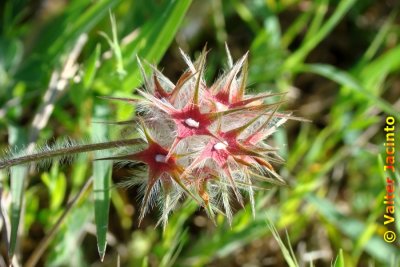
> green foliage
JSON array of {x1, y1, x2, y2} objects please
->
[
  {"x1": 92, "y1": 104, "x2": 113, "y2": 261},
  {"x1": 0, "y1": 0, "x2": 399, "y2": 266},
  {"x1": 8, "y1": 126, "x2": 27, "y2": 258}
]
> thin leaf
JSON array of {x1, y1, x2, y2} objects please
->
[
  {"x1": 92, "y1": 104, "x2": 112, "y2": 261},
  {"x1": 359, "y1": 45, "x2": 400, "y2": 92},
  {"x1": 99, "y1": 12, "x2": 126, "y2": 78},
  {"x1": 83, "y1": 44, "x2": 101, "y2": 89},
  {"x1": 303, "y1": 0, "x2": 329, "y2": 43},
  {"x1": 333, "y1": 249, "x2": 345, "y2": 267},
  {"x1": 307, "y1": 194, "x2": 399, "y2": 264},
  {"x1": 24, "y1": 177, "x2": 93, "y2": 267},
  {"x1": 267, "y1": 218, "x2": 299, "y2": 267},
  {"x1": 281, "y1": 11, "x2": 312, "y2": 48},
  {"x1": 119, "y1": 0, "x2": 192, "y2": 91},
  {"x1": 47, "y1": 0, "x2": 122, "y2": 62},
  {"x1": 297, "y1": 63, "x2": 399, "y2": 119},
  {"x1": 359, "y1": 12, "x2": 396, "y2": 64},
  {"x1": 8, "y1": 125, "x2": 27, "y2": 259},
  {"x1": 17, "y1": 0, "x2": 121, "y2": 82},
  {"x1": 284, "y1": 0, "x2": 356, "y2": 69}
]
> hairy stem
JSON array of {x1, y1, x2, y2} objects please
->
[{"x1": 0, "y1": 138, "x2": 142, "y2": 169}]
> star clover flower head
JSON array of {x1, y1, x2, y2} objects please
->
[{"x1": 104, "y1": 47, "x2": 294, "y2": 226}]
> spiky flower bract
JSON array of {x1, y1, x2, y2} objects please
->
[{"x1": 104, "y1": 47, "x2": 292, "y2": 226}]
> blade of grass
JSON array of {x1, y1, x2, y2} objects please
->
[
  {"x1": 210, "y1": 0, "x2": 227, "y2": 46},
  {"x1": 359, "y1": 12, "x2": 396, "y2": 64},
  {"x1": 83, "y1": 44, "x2": 101, "y2": 90},
  {"x1": 47, "y1": 0, "x2": 122, "y2": 63},
  {"x1": 159, "y1": 229, "x2": 188, "y2": 267},
  {"x1": 180, "y1": 190, "x2": 278, "y2": 266},
  {"x1": 267, "y1": 218, "x2": 299, "y2": 267},
  {"x1": 92, "y1": 103, "x2": 112, "y2": 261},
  {"x1": 306, "y1": 194, "x2": 399, "y2": 264},
  {"x1": 0, "y1": 181, "x2": 12, "y2": 267},
  {"x1": 332, "y1": 249, "x2": 344, "y2": 267},
  {"x1": 303, "y1": 0, "x2": 329, "y2": 43},
  {"x1": 28, "y1": 33, "x2": 87, "y2": 144},
  {"x1": 24, "y1": 176, "x2": 93, "y2": 267},
  {"x1": 358, "y1": 45, "x2": 400, "y2": 93},
  {"x1": 17, "y1": 0, "x2": 121, "y2": 83},
  {"x1": 99, "y1": 12, "x2": 126, "y2": 78},
  {"x1": 8, "y1": 125, "x2": 27, "y2": 260},
  {"x1": 162, "y1": 200, "x2": 197, "y2": 246},
  {"x1": 297, "y1": 63, "x2": 399, "y2": 119},
  {"x1": 284, "y1": 0, "x2": 356, "y2": 69},
  {"x1": 281, "y1": 11, "x2": 312, "y2": 48},
  {"x1": 231, "y1": 0, "x2": 261, "y2": 33},
  {"x1": 118, "y1": 0, "x2": 192, "y2": 91}
]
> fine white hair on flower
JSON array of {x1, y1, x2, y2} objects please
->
[{"x1": 94, "y1": 46, "x2": 297, "y2": 226}]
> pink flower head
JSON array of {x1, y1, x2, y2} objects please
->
[
  {"x1": 98, "y1": 120, "x2": 201, "y2": 225},
  {"x1": 104, "y1": 47, "x2": 294, "y2": 225}
]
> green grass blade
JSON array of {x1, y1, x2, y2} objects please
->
[
  {"x1": 99, "y1": 12, "x2": 126, "y2": 78},
  {"x1": 359, "y1": 13, "x2": 396, "y2": 64},
  {"x1": 281, "y1": 11, "x2": 312, "y2": 48},
  {"x1": 92, "y1": 103, "x2": 112, "y2": 261},
  {"x1": 47, "y1": 0, "x2": 121, "y2": 60},
  {"x1": 303, "y1": 0, "x2": 329, "y2": 43},
  {"x1": 17, "y1": 0, "x2": 121, "y2": 82},
  {"x1": 297, "y1": 63, "x2": 399, "y2": 119},
  {"x1": 306, "y1": 194, "x2": 399, "y2": 264},
  {"x1": 83, "y1": 44, "x2": 101, "y2": 89},
  {"x1": 180, "y1": 191, "x2": 277, "y2": 266},
  {"x1": 284, "y1": 0, "x2": 356, "y2": 69},
  {"x1": 8, "y1": 125, "x2": 27, "y2": 258},
  {"x1": 332, "y1": 249, "x2": 345, "y2": 267},
  {"x1": 119, "y1": 0, "x2": 192, "y2": 91},
  {"x1": 358, "y1": 45, "x2": 400, "y2": 92},
  {"x1": 267, "y1": 218, "x2": 299, "y2": 267},
  {"x1": 231, "y1": 0, "x2": 261, "y2": 33},
  {"x1": 159, "y1": 229, "x2": 188, "y2": 267}
]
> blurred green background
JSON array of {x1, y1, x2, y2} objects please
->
[{"x1": 0, "y1": 0, "x2": 399, "y2": 266}]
